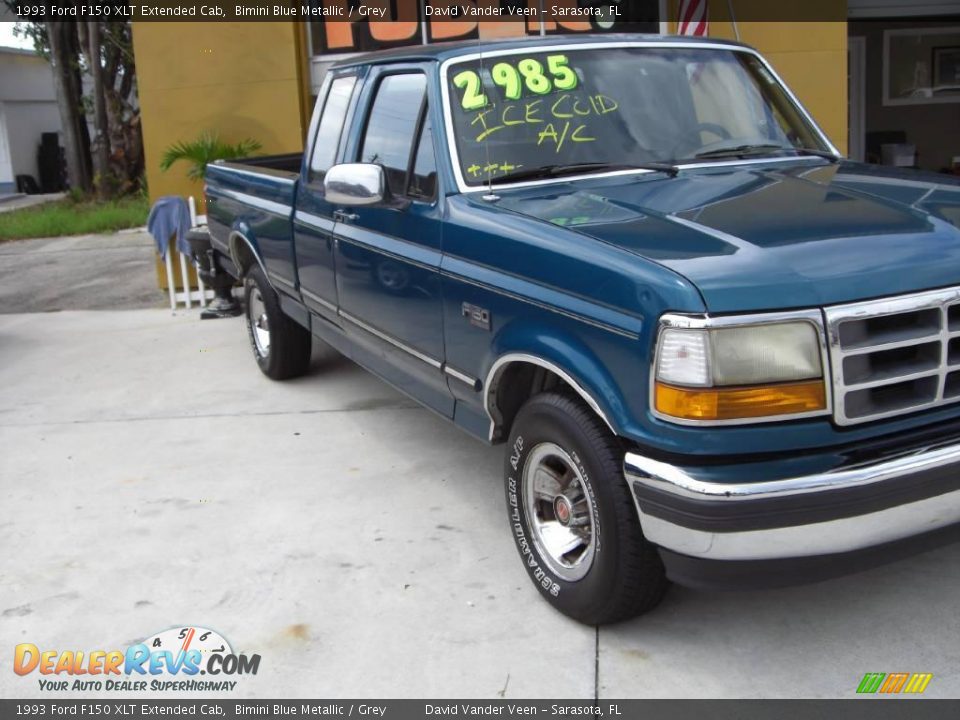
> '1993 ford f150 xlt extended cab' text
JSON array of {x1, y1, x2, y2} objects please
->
[{"x1": 204, "y1": 35, "x2": 960, "y2": 624}]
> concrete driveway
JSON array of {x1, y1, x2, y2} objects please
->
[{"x1": 1, "y1": 309, "x2": 958, "y2": 699}]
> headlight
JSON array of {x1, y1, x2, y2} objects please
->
[{"x1": 653, "y1": 317, "x2": 828, "y2": 423}]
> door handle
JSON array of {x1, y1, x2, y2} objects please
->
[{"x1": 333, "y1": 210, "x2": 359, "y2": 222}]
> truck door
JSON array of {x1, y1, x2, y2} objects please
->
[
  {"x1": 331, "y1": 67, "x2": 453, "y2": 417},
  {"x1": 293, "y1": 71, "x2": 359, "y2": 324}
]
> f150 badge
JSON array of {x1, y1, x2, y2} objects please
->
[{"x1": 462, "y1": 302, "x2": 491, "y2": 331}]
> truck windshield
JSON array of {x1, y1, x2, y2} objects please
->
[{"x1": 444, "y1": 46, "x2": 831, "y2": 187}]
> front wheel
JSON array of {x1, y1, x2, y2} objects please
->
[
  {"x1": 244, "y1": 266, "x2": 311, "y2": 380},
  {"x1": 504, "y1": 392, "x2": 669, "y2": 624}
]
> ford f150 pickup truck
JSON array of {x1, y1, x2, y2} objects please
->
[{"x1": 204, "y1": 35, "x2": 960, "y2": 624}]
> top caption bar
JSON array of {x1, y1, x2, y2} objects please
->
[{"x1": 9, "y1": 0, "x2": 851, "y2": 23}]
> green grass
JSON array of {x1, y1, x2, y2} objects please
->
[{"x1": 0, "y1": 196, "x2": 149, "y2": 241}]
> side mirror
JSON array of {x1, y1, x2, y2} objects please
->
[{"x1": 324, "y1": 163, "x2": 385, "y2": 206}]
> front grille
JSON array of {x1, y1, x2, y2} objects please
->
[{"x1": 825, "y1": 288, "x2": 960, "y2": 425}]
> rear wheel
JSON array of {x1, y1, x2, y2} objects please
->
[
  {"x1": 504, "y1": 392, "x2": 669, "y2": 624},
  {"x1": 243, "y1": 265, "x2": 311, "y2": 380}
]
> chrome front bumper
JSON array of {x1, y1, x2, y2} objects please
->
[{"x1": 625, "y1": 441, "x2": 960, "y2": 562}]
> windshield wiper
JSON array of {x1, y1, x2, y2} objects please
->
[
  {"x1": 694, "y1": 143, "x2": 842, "y2": 163},
  {"x1": 493, "y1": 161, "x2": 678, "y2": 184},
  {"x1": 694, "y1": 143, "x2": 786, "y2": 159}
]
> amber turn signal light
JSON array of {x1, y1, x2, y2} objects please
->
[{"x1": 654, "y1": 380, "x2": 827, "y2": 421}]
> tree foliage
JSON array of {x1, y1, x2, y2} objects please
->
[
  {"x1": 160, "y1": 132, "x2": 262, "y2": 181},
  {"x1": 6, "y1": 17, "x2": 143, "y2": 198}
]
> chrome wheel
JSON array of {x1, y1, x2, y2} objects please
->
[
  {"x1": 522, "y1": 442, "x2": 597, "y2": 582},
  {"x1": 248, "y1": 287, "x2": 271, "y2": 358}
]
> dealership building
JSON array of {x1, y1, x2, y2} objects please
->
[{"x1": 132, "y1": 1, "x2": 960, "y2": 222}]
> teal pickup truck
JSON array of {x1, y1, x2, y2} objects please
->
[{"x1": 204, "y1": 35, "x2": 960, "y2": 624}]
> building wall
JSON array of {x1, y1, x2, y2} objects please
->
[
  {"x1": 132, "y1": 22, "x2": 308, "y2": 288},
  {"x1": 0, "y1": 104, "x2": 13, "y2": 192},
  {"x1": 848, "y1": 0, "x2": 960, "y2": 17},
  {"x1": 0, "y1": 48, "x2": 58, "y2": 103},
  {"x1": 2, "y1": 101, "x2": 62, "y2": 186},
  {"x1": 0, "y1": 48, "x2": 61, "y2": 191},
  {"x1": 133, "y1": 22, "x2": 308, "y2": 209}
]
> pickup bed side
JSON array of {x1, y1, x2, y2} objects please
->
[{"x1": 206, "y1": 159, "x2": 300, "y2": 290}]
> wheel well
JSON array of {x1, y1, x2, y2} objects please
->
[
  {"x1": 487, "y1": 361, "x2": 581, "y2": 443},
  {"x1": 230, "y1": 234, "x2": 257, "y2": 277}
]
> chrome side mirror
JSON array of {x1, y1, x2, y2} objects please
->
[{"x1": 324, "y1": 163, "x2": 385, "y2": 206}]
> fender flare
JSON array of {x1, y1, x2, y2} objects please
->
[
  {"x1": 228, "y1": 229, "x2": 273, "y2": 289},
  {"x1": 483, "y1": 352, "x2": 618, "y2": 442},
  {"x1": 480, "y1": 306, "x2": 637, "y2": 444}
]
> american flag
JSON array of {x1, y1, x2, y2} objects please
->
[{"x1": 678, "y1": 0, "x2": 709, "y2": 36}]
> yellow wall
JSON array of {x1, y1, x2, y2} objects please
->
[
  {"x1": 134, "y1": 21, "x2": 307, "y2": 201},
  {"x1": 132, "y1": 22, "x2": 307, "y2": 288}
]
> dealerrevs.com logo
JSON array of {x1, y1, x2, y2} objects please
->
[{"x1": 13, "y1": 626, "x2": 260, "y2": 692}]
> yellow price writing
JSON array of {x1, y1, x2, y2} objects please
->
[
  {"x1": 453, "y1": 54, "x2": 579, "y2": 110},
  {"x1": 453, "y1": 69, "x2": 487, "y2": 110}
]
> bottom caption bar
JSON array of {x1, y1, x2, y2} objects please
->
[{"x1": 3, "y1": 700, "x2": 960, "y2": 720}]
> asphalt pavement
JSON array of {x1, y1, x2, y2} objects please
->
[
  {"x1": 1, "y1": 308, "x2": 959, "y2": 699},
  {"x1": 0, "y1": 230, "x2": 161, "y2": 313}
]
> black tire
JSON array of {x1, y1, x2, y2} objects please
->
[
  {"x1": 504, "y1": 392, "x2": 669, "y2": 624},
  {"x1": 243, "y1": 265, "x2": 311, "y2": 380}
]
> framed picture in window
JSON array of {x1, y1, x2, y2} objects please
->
[
  {"x1": 883, "y1": 27, "x2": 960, "y2": 105},
  {"x1": 932, "y1": 46, "x2": 960, "y2": 94}
]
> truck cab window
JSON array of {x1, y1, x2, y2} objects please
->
[
  {"x1": 310, "y1": 75, "x2": 357, "y2": 179},
  {"x1": 407, "y1": 111, "x2": 437, "y2": 201},
  {"x1": 359, "y1": 73, "x2": 426, "y2": 197}
]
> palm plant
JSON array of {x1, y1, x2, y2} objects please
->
[{"x1": 159, "y1": 131, "x2": 262, "y2": 181}]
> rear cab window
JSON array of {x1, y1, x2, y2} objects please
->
[{"x1": 309, "y1": 74, "x2": 358, "y2": 182}]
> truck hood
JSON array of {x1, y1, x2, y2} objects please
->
[{"x1": 494, "y1": 161, "x2": 960, "y2": 312}]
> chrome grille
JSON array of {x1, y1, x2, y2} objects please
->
[{"x1": 825, "y1": 288, "x2": 960, "y2": 425}]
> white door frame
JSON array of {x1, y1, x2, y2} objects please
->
[{"x1": 848, "y1": 36, "x2": 866, "y2": 162}]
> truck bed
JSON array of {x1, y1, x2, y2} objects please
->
[
  {"x1": 222, "y1": 153, "x2": 303, "y2": 175},
  {"x1": 209, "y1": 153, "x2": 302, "y2": 182},
  {"x1": 205, "y1": 155, "x2": 300, "y2": 286}
]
